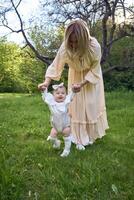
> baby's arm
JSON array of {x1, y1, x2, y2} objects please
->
[
  {"x1": 41, "y1": 89, "x2": 54, "y2": 105},
  {"x1": 65, "y1": 90, "x2": 76, "y2": 105},
  {"x1": 41, "y1": 88, "x2": 48, "y2": 102},
  {"x1": 68, "y1": 90, "x2": 76, "y2": 100}
]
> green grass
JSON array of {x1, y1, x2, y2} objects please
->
[{"x1": 0, "y1": 92, "x2": 134, "y2": 200}]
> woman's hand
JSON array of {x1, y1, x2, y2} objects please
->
[
  {"x1": 72, "y1": 84, "x2": 82, "y2": 93},
  {"x1": 38, "y1": 77, "x2": 51, "y2": 91},
  {"x1": 72, "y1": 80, "x2": 88, "y2": 93},
  {"x1": 38, "y1": 83, "x2": 47, "y2": 91}
]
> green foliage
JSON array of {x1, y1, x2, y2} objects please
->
[
  {"x1": 104, "y1": 68, "x2": 134, "y2": 91},
  {"x1": 0, "y1": 26, "x2": 65, "y2": 93},
  {"x1": 29, "y1": 24, "x2": 64, "y2": 57},
  {"x1": 18, "y1": 47, "x2": 46, "y2": 93},
  {"x1": 92, "y1": 22, "x2": 134, "y2": 91},
  {"x1": 103, "y1": 37, "x2": 134, "y2": 91},
  {"x1": 107, "y1": 37, "x2": 134, "y2": 66},
  {"x1": 0, "y1": 92, "x2": 134, "y2": 199},
  {"x1": 0, "y1": 41, "x2": 22, "y2": 92},
  {"x1": 0, "y1": 25, "x2": 133, "y2": 93},
  {"x1": 0, "y1": 40, "x2": 46, "y2": 93}
]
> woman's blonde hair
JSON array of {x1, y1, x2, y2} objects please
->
[{"x1": 64, "y1": 19, "x2": 92, "y2": 60}]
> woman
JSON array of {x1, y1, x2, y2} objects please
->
[{"x1": 38, "y1": 19, "x2": 109, "y2": 150}]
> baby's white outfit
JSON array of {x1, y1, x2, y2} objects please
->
[
  {"x1": 42, "y1": 89, "x2": 75, "y2": 157},
  {"x1": 42, "y1": 89, "x2": 75, "y2": 132}
]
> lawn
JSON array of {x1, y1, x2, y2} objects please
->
[{"x1": 0, "y1": 91, "x2": 134, "y2": 200}]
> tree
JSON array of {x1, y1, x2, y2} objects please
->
[
  {"x1": 0, "y1": 0, "x2": 134, "y2": 73},
  {"x1": 40, "y1": 0, "x2": 134, "y2": 67},
  {"x1": 0, "y1": 0, "x2": 51, "y2": 65},
  {"x1": 29, "y1": 24, "x2": 64, "y2": 57},
  {"x1": 0, "y1": 38, "x2": 46, "y2": 93},
  {"x1": 0, "y1": 39, "x2": 22, "y2": 92}
]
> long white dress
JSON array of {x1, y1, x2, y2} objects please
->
[{"x1": 45, "y1": 37, "x2": 109, "y2": 145}]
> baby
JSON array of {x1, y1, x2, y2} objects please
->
[{"x1": 41, "y1": 83, "x2": 75, "y2": 157}]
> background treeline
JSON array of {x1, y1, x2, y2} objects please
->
[
  {"x1": 0, "y1": 0, "x2": 134, "y2": 93},
  {"x1": 0, "y1": 38, "x2": 44, "y2": 93},
  {"x1": 0, "y1": 26, "x2": 134, "y2": 93},
  {"x1": 103, "y1": 36, "x2": 134, "y2": 91}
]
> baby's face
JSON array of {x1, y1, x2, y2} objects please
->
[{"x1": 53, "y1": 87, "x2": 66, "y2": 103}]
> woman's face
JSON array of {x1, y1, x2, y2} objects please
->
[{"x1": 69, "y1": 33, "x2": 78, "y2": 50}]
